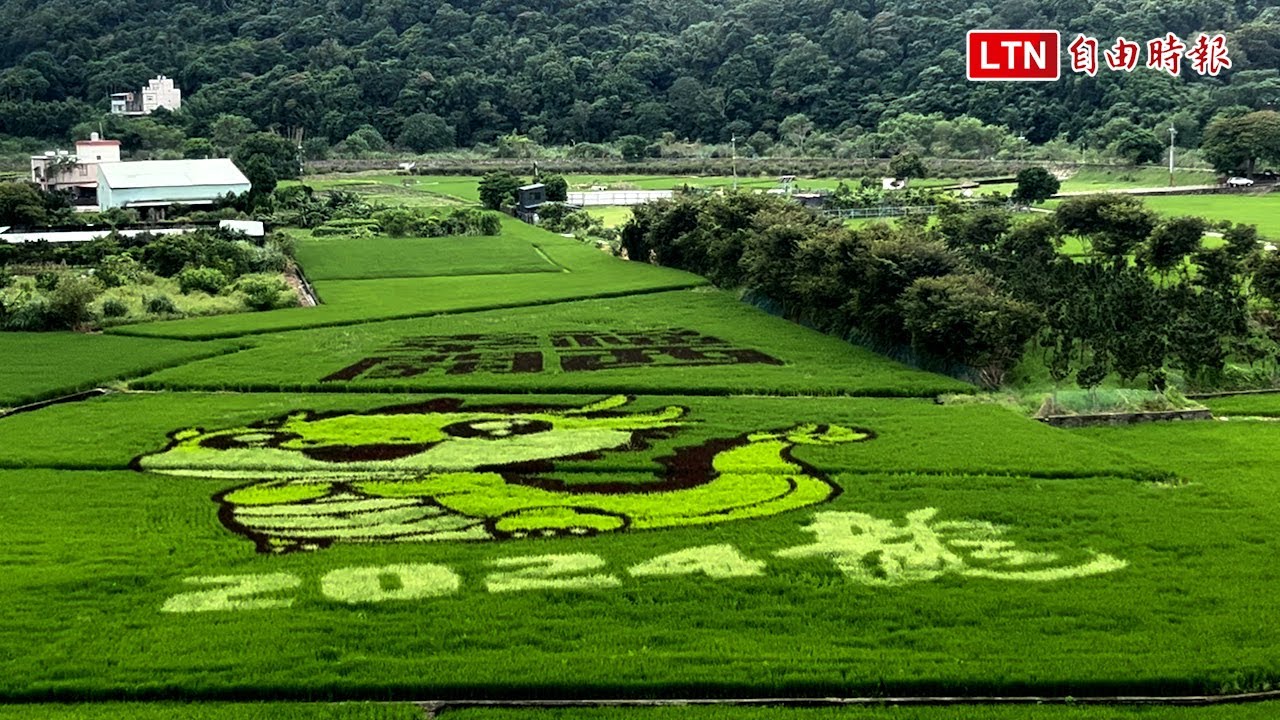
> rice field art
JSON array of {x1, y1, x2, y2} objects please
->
[
  {"x1": 135, "y1": 395, "x2": 864, "y2": 552},
  {"x1": 5, "y1": 217, "x2": 1280, "y2": 716},
  {"x1": 132, "y1": 393, "x2": 1126, "y2": 617}
]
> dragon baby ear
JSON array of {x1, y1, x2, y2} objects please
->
[
  {"x1": 172, "y1": 428, "x2": 204, "y2": 441},
  {"x1": 566, "y1": 395, "x2": 633, "y2": 415}
]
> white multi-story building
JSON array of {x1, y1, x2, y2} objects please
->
[
  {"x1": 30, "y1": 133, "x2": 123, "y2": 208},
  {"x1": 110, "y1": 75, "x2": 182, "y2": 116}
]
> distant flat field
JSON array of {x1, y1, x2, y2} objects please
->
[
  {"x1": 1138, "y1": 193, "x2": 1280, "y2": 237},
  {"x1": 1043, "y1": 193, "x2": 1280, "y2": 238}
]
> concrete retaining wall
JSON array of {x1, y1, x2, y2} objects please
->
[{"x1": 1038, "y1": 409, "x2": 1212, "y2": 428}]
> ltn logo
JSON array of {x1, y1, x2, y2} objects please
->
[{"x1": 967, "y1": 30, "x2": 1062, "y2": 81}]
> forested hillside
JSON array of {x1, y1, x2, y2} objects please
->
[{"x1": 0, "y1": 0, "x2": 1277, "y2": 153}]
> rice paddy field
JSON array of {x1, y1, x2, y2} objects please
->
[{"x1": 3, "y1": 173, "x2": 1279, "y2": 719}]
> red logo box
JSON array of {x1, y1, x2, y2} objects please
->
[{"x1": 967, "y1": 30, "x2": 1061, "y2": 81}]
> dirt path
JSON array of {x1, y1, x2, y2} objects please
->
[{"x1": 284, "y1": 264, "x2": 318, "y2": 307}]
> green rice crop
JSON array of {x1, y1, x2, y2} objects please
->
[
  {"x1": 131, "y1": 289, "x2": 970, "y2": 398},
  {"x1": 0, "y1": 392, "x2": 1153, "y2": 479},
  {"x1": 293, "y1": 234, "x2": 562, "y2": 281},
  {"x1": 4, "y1": 172, "x2": 1279, "y2": 708},
  {"x1": 0, "y1": 456, "x2": 1270, "y2": 698},
  {"x1": 107, "y1": 227, "x2": 706, "y2": 339},
  {"x1": 1044, "y1": 194, "x2": 1279, "y2": 240},
  {"x1": 0, "y1": 333, "x2": 237, "y2": 407},
  {"x1": 0, "y1": 704, "x2": 420, "y2": 719},
  {"x1": 444, "y1": 704, "x2": 1280, "y2": 720}
]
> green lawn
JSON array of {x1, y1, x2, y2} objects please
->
[{"x1": 0, "y1": 333, "x2": 237, "y2": 407}]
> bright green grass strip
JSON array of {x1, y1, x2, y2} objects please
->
[
  {"x1": 294, "y1": 234, "x2": 560, "y2": 281},
  {"x1": 106, "y1": 228, "x2": 705, "y2": 340},
  {"x1": 444, "y1": 705, "x2": 1280, "y2": 719},
  {"x1": 132, "y1": 288, "x2": 970, "y2": 398},
  {"x1": 0, "y1": 333, "x2": 237, "y2": 407},
  {"x1": 1199, "y1": 393, "x2": 1280, "y2": 416},
  {"x1": 0, "y1": 703, "x2": 420, "y2": 719}
]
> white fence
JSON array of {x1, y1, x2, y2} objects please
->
[
  {"x1": 567, "y1": 190, "x2": 674, "y2": 206},
  {"x1": 0, "y1": 219, "x2": 265, "y2": 244}
]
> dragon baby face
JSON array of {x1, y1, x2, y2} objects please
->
[{"x1": 136, "y1": 395, "x2": 869, "y2": 553}]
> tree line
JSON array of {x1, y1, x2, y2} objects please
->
[
  {"x1": 621, "y1": 192, "x2": 1280, "y2": 392},
  {"x1": 0, "y1": 0, "x2": 1277, "y2": 170}
]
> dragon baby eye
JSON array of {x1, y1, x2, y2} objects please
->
[{"x1": 441, "y1": 418, "x2": 552, "y2": 439}]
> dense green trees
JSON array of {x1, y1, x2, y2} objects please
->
[
  {"x1": 0, "y1": 182, "x2": 52, "y2": 226},
  {"x1": 233, "y1": 133, "x2": 299, "y2": 181},
  {"x1": 0, "y1": 1, "x2": 1274, "y2": 156},
  {"x1": 542, "y1": 175, "x2": 568, "y2": 202},
  {"x1": 396, "y1": 113, "x2": 454, "y2": 153},
  {"x1": 623, "y1": 191, "x2": 1279, "y2": 391},
  {"x1": 1201, "y1": 110, "x2": 1280, "y2": 175},
  {"x1": 478, "y1": 171, "x2": 520, "y2": 210},
  {"x1": 1012, "y1": 167, "x2": 1060, "y2": 204}
]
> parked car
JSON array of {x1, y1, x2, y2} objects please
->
[{"x1": 1226, "y1": 176, "x2": 1255, "y2": 187}]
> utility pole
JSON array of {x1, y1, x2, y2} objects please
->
[
  {"x1": 731, "y1": 135, "x2": 739, "y2": 191},
  {"x1": 1168, "y1": 125, "x2": 1177, "y2": 187}
]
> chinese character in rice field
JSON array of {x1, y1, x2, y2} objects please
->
[
  {"x1": 775, "y1": 508, "x2": 1126, "y2": 585},
  {"x1": 135, "y1": 395, "x2": 870, "y2": 553},
  {"x1": 320, "y1": 329, "x2": 783, "y2": 382}
]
